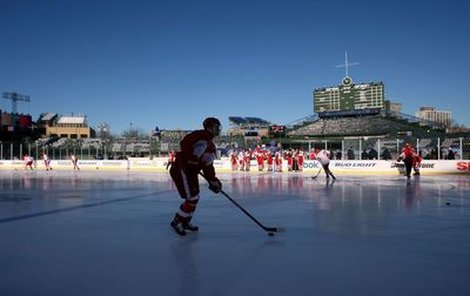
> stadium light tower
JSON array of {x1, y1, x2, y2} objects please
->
[
  {"x1": 2, "y1": 91, "x2": 31, "y2": 113},
  {"x1": 335, "y1": 51, "x2": 359, "y2": 78}
]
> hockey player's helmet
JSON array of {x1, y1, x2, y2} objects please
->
[{"x1": 203, "y1": 117, "x2": 221, "y2": 137}]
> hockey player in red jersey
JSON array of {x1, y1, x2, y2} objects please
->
[
  {"x1": 230, "y1": 150, "x2": 239, "y2": 171},
  {"x1": 43, "y1": 153, "x2": 52, "y2": 171},
  {"x1": 23, "y1": 154, "x2": 34, "y2": 170},
  {"x1": 274, "y1": 150, "x2": 282, "y2": 172},
  {"x1": 169, "y1": 117, "x2": 222, "y2": 236},
  {"x1": 398, "y1": 143, "x2": 414, "y2": 178},
  {"x1": 266, "y1": 151, "x2": 273, "y2": 171},
  {"x1": 255, "y1": 146, "x2": 265, "y2": 172},
  {"x1": 412, "y1": 151, "x2": 423, "y2": 175},
  {"x1": 166, "y1": 150, "x2": 176, "y2": 170},
  {"x1": 297, "y1": 149, "x2": 305, "y2": 172},
  {"x1": 309, "y1": 148, "x2": 316, "y2": 161},
  {"x1": 238, "y1": 149, "x2": 245, "y2": 171},
  {"x1": 287, "y1": 150, "x2": 293, "y2": 172},
  {"x1": 243, "y1": 150, "x2": 251, "y2": 171}
]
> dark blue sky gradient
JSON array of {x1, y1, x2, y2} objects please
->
[{"x1": 1, "y1": 0, "x2": 469, "y2": 133}]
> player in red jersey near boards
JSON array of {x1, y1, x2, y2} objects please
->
[{"x1": 398, "y1": 143, "x2": 414, "y2": 178}]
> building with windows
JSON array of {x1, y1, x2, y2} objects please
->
[
  {"x1": 313, "y1": 76, "x2": 385, "y2": 117},
  {"x1": 44, "y1": 114, "x2": 95, "y2": 138},
  {"x1": 416, "y1": 107, "x2": 452, "y2": 128}
]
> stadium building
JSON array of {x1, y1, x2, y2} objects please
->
[{"x1": 227, "y1": 116, "x2": 271, "y2": 138}]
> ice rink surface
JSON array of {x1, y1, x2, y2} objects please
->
[{"x1": 1, "y1": 170, "x2": 469, "y2": 296}]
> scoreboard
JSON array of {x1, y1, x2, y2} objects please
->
[
  {"x1": 314, "y1": 77, "x2": 385, "y2": 114},
  {"x1": 269, "y1": 125, "x2": 286, "y2": 137}
]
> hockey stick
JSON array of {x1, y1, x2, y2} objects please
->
[
  {"x1": 311, "y1": 166, "x2": 323, "y2": 179},
  {"x1": 199, "y1": 172, "x2": 284, "y2": 234}
]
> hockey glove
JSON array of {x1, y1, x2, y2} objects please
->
[{"x1": 208, "y1": 178, "x2": 222, "y2": 194}]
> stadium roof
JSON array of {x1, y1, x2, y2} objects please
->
[
  {"x1": 229, "y1": 116, "x2": 270, "y2": 125},
  {"x1": 39, "y1": 112, "x2": 57, "y2": 121},
  {"x1": 57, "y1": 115, "x2": 86, "y2": 125}
]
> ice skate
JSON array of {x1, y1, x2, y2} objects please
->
[
  {"x1": 170, "y1": 220, "x2": 186, "y2": 236},
  {"x1": 184, "y1": 222, "x2": 199, "y2": 232}
]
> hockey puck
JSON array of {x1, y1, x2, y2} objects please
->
[{"x1": 268, "y1": 232, "x2": 274, "y2": 236}]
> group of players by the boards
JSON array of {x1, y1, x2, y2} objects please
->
[
  {"x1": 166, "y1": 143, "x2": 423, "y2": 180},
  {"x1": 168, "y1": 146, "x2": 315, "y2": 173}
]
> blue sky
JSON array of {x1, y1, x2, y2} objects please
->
[{"x1": 1, "y1": 0, "x2": 469, "y2": 134}]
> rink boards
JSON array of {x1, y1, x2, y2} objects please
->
[{"x1": 1, "y1": 158, "x2": 469, "y2": 175}]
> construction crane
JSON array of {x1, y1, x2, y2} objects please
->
[{"x1": 2, "y1": 91, "x2": 31, "y2": 114}]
